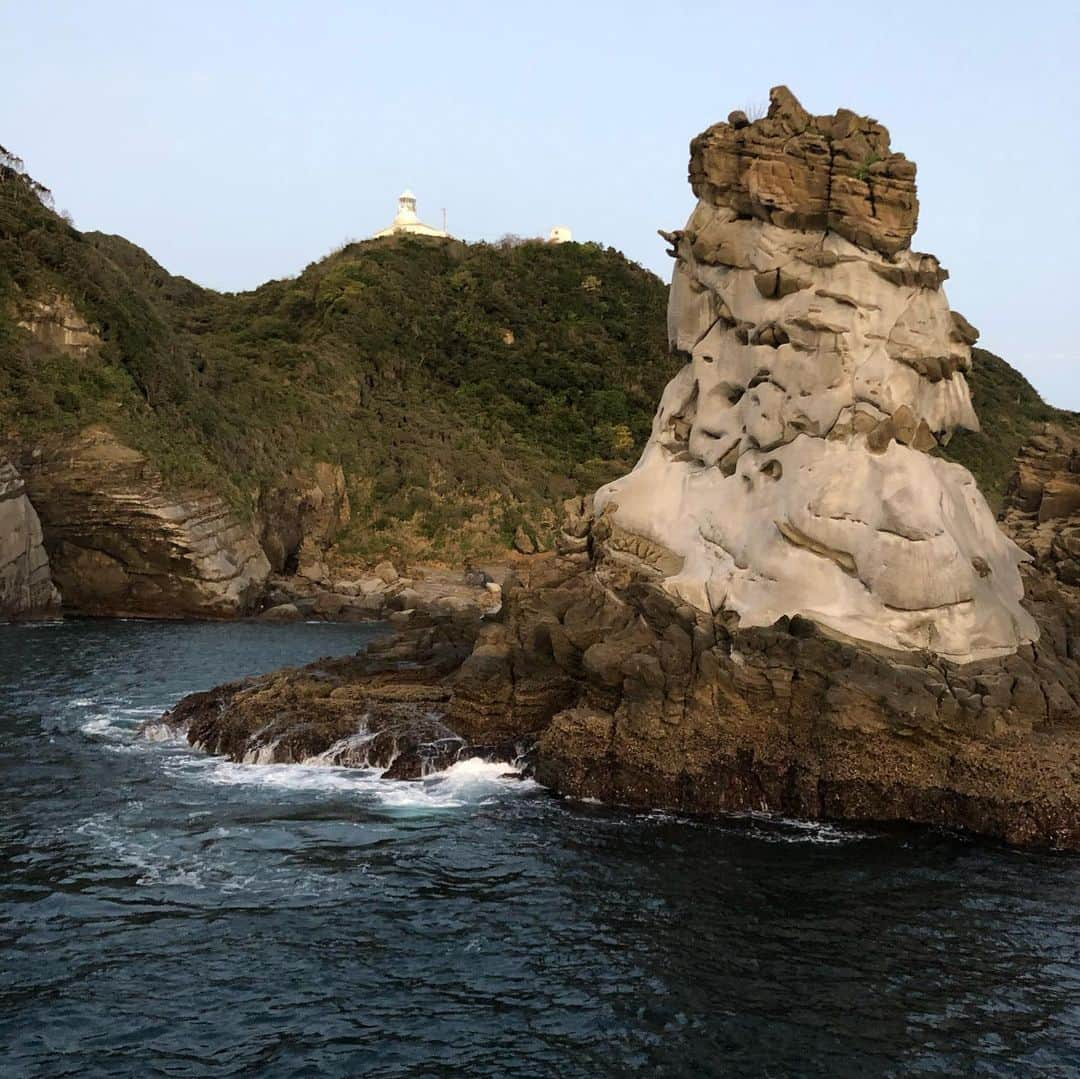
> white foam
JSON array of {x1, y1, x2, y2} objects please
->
[
  {"x1": 195, "y1": 759, "x2": 380, "y2": 792},
  {"x1": 140, "y1": 721, "x2": 186, "y2": 743},
  {"x1": 376, "y1": 756, "x2": 536, "y2": 810},
  {"x1": 720, "y1": 810, "x2": 875, "y2": 845},
  {"x1": 166, "y1": 752, "x2": 536, "y2": 811},
  {"x1": 79, "y1": 714, "x2": 132, "y2": 740}
]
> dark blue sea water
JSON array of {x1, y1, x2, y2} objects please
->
[{"x1": 2, "y1": 619, "x2": 1079, "y2": 1078}]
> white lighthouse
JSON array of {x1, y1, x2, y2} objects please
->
[{"x1": 373, "y1": 190, "x2": 450, "y2": 239}]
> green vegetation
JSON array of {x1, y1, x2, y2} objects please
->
[
  {"x1": 1, "y1": 157, "x2": 674, "y2": 561},
  {"x1": 3, "y1": 152, "x2": 1074, "y2": 564},
  {"x1": 941, "y1": 348, "x2": 1079, "y2": 511}
]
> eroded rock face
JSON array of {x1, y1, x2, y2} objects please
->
[
  {"x1": 0, "y1": 458, "x2": 60, "y2": 619},
  {"x1": 258, "y1": 463, "x2": 351, "y2": 578},
  {"x1": 19, "y1": 427, "x2": 270, "y2": 618},
  {"x1": 690, "y1": 86, "x2": 918, "y2": 256},
  {"x1": 600, "y1": 86, "x2": 1034, "y2": 663},
  {"x1": 15, "y1": 293, "x2": 101, "y2": 357}
]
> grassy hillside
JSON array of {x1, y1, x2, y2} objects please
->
[
  {"x1": 2, "y1": 150, "x2": 1074, "y2": 566},
  {"x1": 0, "y1": 155, "x2": 674, "y2": 562},
  {"x1": 942, "y1": 349, "x2": 1079, "y2": 511}
]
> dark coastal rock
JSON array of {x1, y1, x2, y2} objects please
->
[
  {"x1": 152, "y1": 608, "x2": 487, "y2": 778},
  {"x1": 158, "y1": 438, "x2": 1080, "y2": 848}
]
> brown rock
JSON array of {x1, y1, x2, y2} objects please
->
[
  {"x1": 258, "y1": 463, "x2": 350, "y2": 575},
  {"x1": 689, "y1": 85, "x2": 919, "y2": 256},
  {"x1": 259, "y1": 602, "x2": 303, "y2": 622},
  {"x1": 514, "y1": 526, "x2": 537, "y2": 554},
  {"x1": 373, "y1": 560, "x2": 399, "y2": 584},
  {"x1": 17, "y1": 427, "x2": 269, "y2": 618}
]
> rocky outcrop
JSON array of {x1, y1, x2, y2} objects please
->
[
  {"x1": 258, "y1": 463, "x2": 350, "y2": 579},
  {"x1": 1003, "y1": 424, "x2": 1080, "y2": 588},
  {"x1": 147, "y1": 608, "x2": 495, "y2": 778},
  {"x1": 19, "y1": 427, "x2": 270, "y2": 618},
  {"x1": 155, "y1": 91, "x2": 1080, "y2": 849},
  {"x1": 257, "y1": 563, "x2": 502, "y2": 625},
  {"x1": 690, "y1": 86, "x2": 918, "y2": 256},
  {"x1": 0, "y1": 458, "x2": 60, "y2": 619},
  {"x1": 15, "y1": 293, "x2": 101, "y2": 357},
  {"x1": 632, "y1": 85, "x2": 1028, "y2": 663},
  {"x1": 532, "y1": 500, "x2": 1080, "y2": 850}
]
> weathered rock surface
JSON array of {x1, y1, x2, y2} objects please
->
[
  {"x1": 15, "y1": 293, "x2": 101, "y2": 357},
  {"x1": 0, "y1": 457, "x2": 60, "y2": 619},
  {"x1": 18, "y1": 427, "x2": 270, "y2": 617},
  {"x1": 625, "y1": 86, "x2": 1029, "y2": 663},
  {"x1": 258, "y1": 463, "x2": 350, "y2": 578},
  {"x1": 691, "y1": 86, "x2": 918, "y2": 256},
  {"x1": 531, "y1": 499, "x2": 1080, "y2": 850},
  {"x1": 148, "y1": 611, "x2": 495, "y2": 779},
  {"x1": 255, "y1": 562, "x2": 503, "y2": 627},
  {"x1": 1003, "y1": 424, "x2": 1080, "y2": 589}
]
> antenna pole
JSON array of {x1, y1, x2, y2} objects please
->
[{"x1": 442, "y1": 207, "x2": 447, "y2": 233}]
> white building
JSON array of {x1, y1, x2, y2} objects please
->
[
  {"x1": 373, "y1": 190, "x2": 449, "y2": 239},
  {"x1": 549, "y1": 225, "x2": 573, "y2": 244}
]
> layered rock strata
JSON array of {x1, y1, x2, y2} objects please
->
[
  {"x1": 1002, "y1": 424, "x2": 1080, "y2": 589},
  {"x1": 0, "y1": 458, "x2": 60, "y2": 619},
  {"x1": 15, "y1": 293, "x2": 101, "y2": 357},
  {"x1": 19, "y1": 427, "x2": 270, "y2": 618}
]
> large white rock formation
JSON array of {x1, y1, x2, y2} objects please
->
[{"x1": 596, "y1": 88, "x2": 1037, "y2": 663}]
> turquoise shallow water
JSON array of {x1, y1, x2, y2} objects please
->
[{"x1": 2, "y1": 618, "x2": 1079, "y2": 1078}]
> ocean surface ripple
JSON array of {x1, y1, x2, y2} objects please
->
[{"x1": 2, "y1": 619, "x2": 1079, "y2": 1077}]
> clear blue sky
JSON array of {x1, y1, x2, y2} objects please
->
[{"x1": 2, "y1": 0, "x2": 1077, "y2": 408}]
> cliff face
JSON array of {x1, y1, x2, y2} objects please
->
[
  {"x1": 19, "y1": 428, "x2": 269, "y2": 618},
  {"x1": 1003, "y1": 424, "x2": 1080, "y2": 589},
  {"x1": 0, "y1": 458, "x2": 59, "y2": 619}
]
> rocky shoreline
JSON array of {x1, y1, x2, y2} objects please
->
[
  {"x1": 148, "y1": 452, "x2": 1080, "y2": 850},
  {"x1": 147, "y1": 89, "x2": 1080, "y2": 851}
]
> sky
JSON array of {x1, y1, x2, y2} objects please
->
[{"x1": 2, "y1": 0, "x2": 1078, "y2": 408}]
